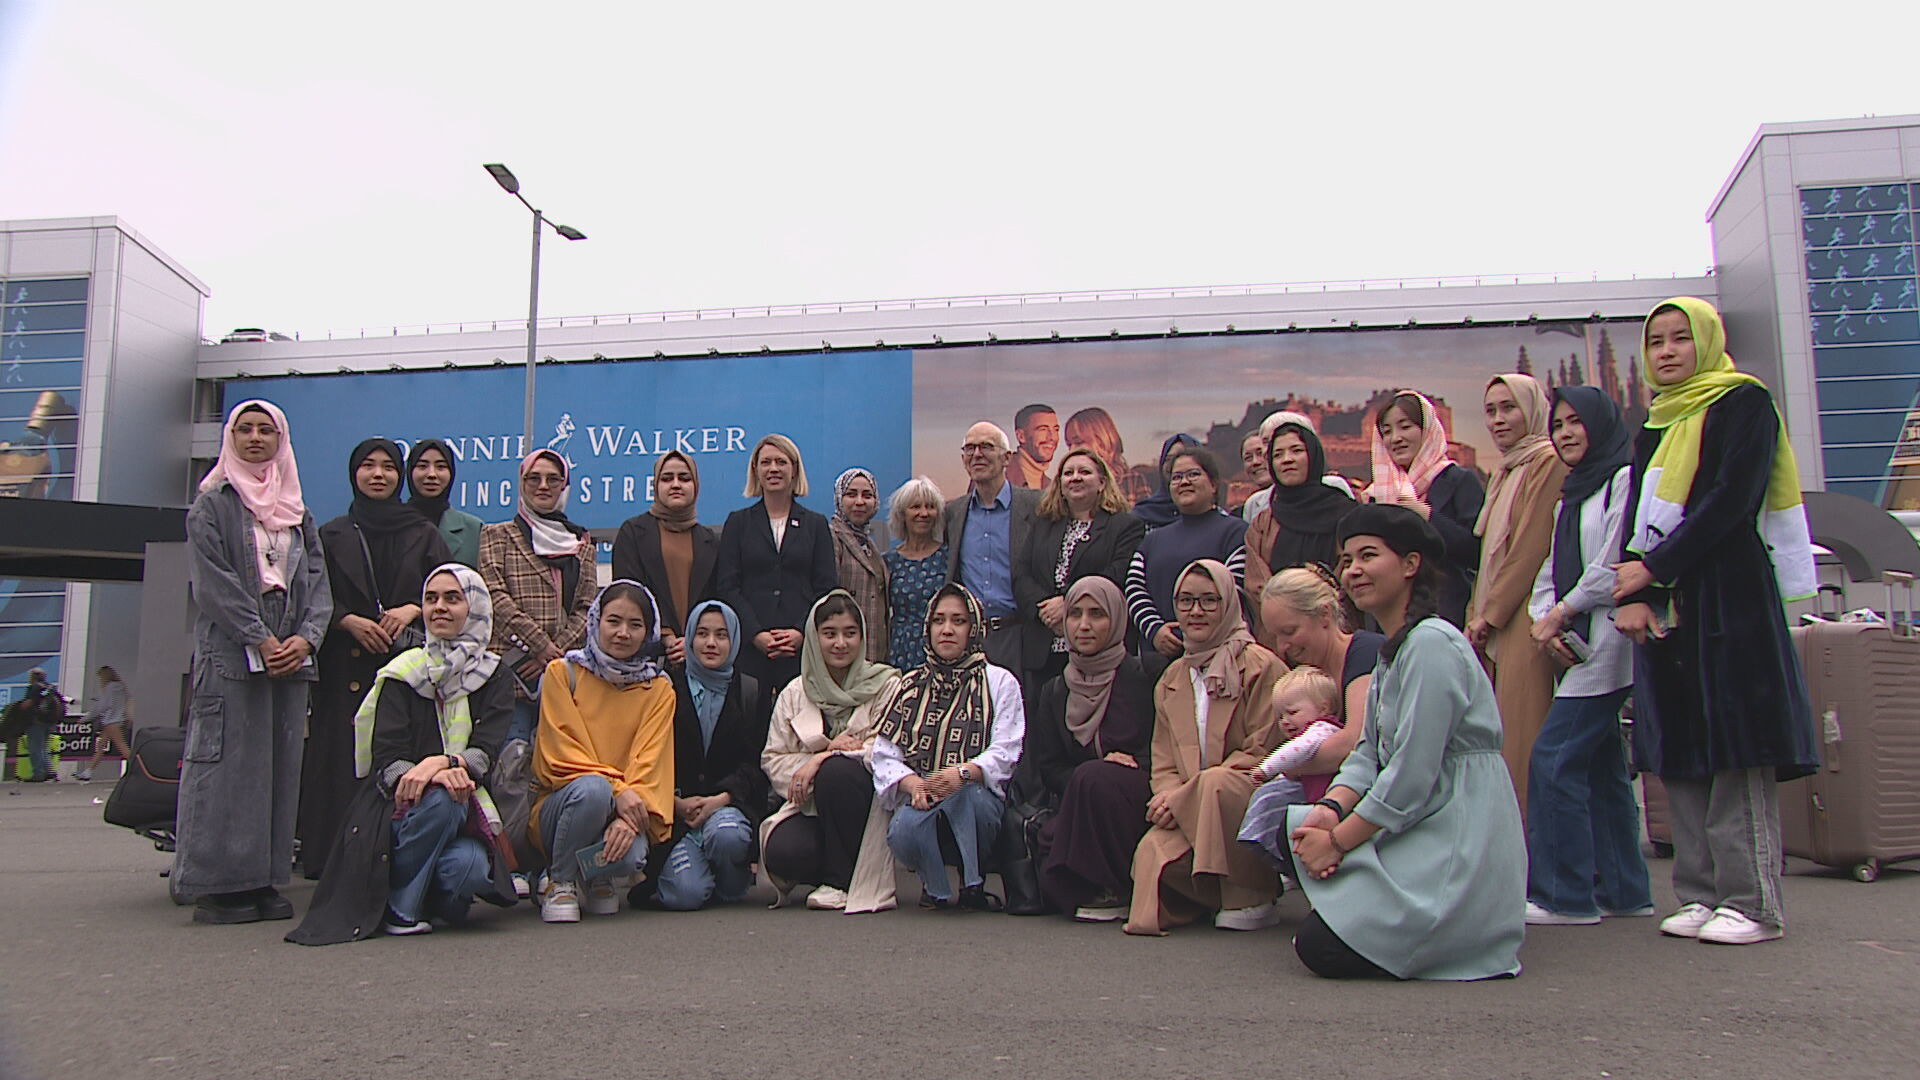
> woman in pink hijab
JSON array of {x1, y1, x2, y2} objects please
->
[{"x1": 173, "y1": 401, "x2": 334, "y2": 926}]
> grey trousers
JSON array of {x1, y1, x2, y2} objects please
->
[{"x1": 1664, "y1": 767, "x2": 1785, "y2": 929}]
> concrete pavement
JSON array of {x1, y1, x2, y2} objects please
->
[{"x1": 2, "y1": 779, "x2": 1915, "y2": 1080}]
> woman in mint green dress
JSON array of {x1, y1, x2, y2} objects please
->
[{"x1": 1286, "y1": 503, "x2": 1525, "y2": 980}]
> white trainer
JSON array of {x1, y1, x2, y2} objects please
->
[
  {"x1": 1658, "y1": 902, "x2": 1716, "y2": 938},
  {"x1": 382, "y1": 917, "x2": 434, "y2": 936},
  {"x1": 1697, "y1": 907, "x2": 1782, "y2": 945},
  {"x1": 1073, "y1": 904, "x2": 1128, "y2": 923},
  {"x1": 539, "y1": 878, "x2": 581, "y2": 923},
  {"x1": 1525, "y1": 901, "x2": 1600, "y2": 926},
  {"x1": 805, "y1": 885, "x2": 848, "y2": 911},
  {"x1": 511, "y1": 872, "x2": 531, "y2": 900},
  {"x1": 1213, "y1": 902, "x2": 1283, "y2": 931},
  {"x1": 582, "y1": 879, "x2": 621, "y2": 916}
]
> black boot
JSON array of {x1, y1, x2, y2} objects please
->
[
  {"x1": 253, "y1": 887, "x2": 294, "y2": 921},
  {"x1": 193, "y1": 892, "x2": 265, "y2": 925}
]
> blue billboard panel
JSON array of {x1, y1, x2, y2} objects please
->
[{"x1": 233, "y1": 349, "x2": 914, "y2": 536}]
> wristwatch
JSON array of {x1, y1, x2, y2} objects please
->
[{"x1": 957, "y1": 764, "x2": 973, "y2": 784}]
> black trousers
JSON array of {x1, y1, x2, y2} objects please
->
[
  {"x1": 762, "y1": 754, "x2": 873, "y2": 891},
  {"x1": 1292, "y1": 910, "x2": 1398, "y2": 980}
]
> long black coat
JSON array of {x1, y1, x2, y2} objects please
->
[
  {"x1": 611, "y1": 514, "x2": 718, "y2": 635},
  {"x1": 287, "y1": 666, "x2": 518, "y2": 945},
  {"x1": 1023, "y1": 658, "x2": 1156, "y2": 805},
  {"x1": 638, "y1": 668, "x2": 773, "y2": 885},
  {"x1": 1013, "y1": 510, "x2": 1147, "y2": 672},
  {"x1": 1617, "y1": 383, "x2": 1818, "y2": 781},
  {"x1": 715, "y1": 500, "x2": 838, "y2": 689},
  {"x1": 1423, "y1": 464, "x2": 1485, "y2": 629}
]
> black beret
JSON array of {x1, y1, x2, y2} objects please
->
[{"x1": 1336, "y1": 502, "x2": 1446, "y2": 561}]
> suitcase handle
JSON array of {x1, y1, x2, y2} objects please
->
[{"x1": 1887, "y1": 571, "x2": 1915, "y2": 640}]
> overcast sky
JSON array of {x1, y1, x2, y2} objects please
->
[{"x1": 2, "y1": 1, "x2": 1914, "y2": 339}]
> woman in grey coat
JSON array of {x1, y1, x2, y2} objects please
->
[{"x1": 174, "y1": 400, "x2": 332, "y2": 925}]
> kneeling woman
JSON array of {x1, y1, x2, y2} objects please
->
[
  {"x1": 289, "y1": 565, "x2": 516, "y2": 943},
  {"x1": 1028, "y1": 576, "x2": 1156, "y2": 921},
  {"x1": 1286, "y1": 505, "x2": 1525, "y2": 980},
  {"x1": 1125, "y1": 559, "x2": 1286, "y2": 935},
  {"x1": 872, "y1": 584, "x2": 1025, "y2": 910},
  {"x1": 644, "y1": 600, "x2": 772, "y2": 910},
  {"x1": 761, "y1": 591, "x2": 902, "y2": 912},
  {"x1": 528, "y1": 581, "x2": 677, "y2": 922}
]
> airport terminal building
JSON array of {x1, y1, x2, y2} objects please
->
[{"x1": 2, "y1": 113, "x2": 1916, "y2": 718}]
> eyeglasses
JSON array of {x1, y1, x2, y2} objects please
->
[
  {"x1": 960, "y1": 443, "x2": 1003, "y2": 457},
  {"x1": 524, "y1": 475, "x2": 566, "y2": 489},
  {"x1": 1168, "y1": 468, "x2": 1207, "y2": 484},
  {"x1": 1173, "y1": 594, "x2": 1222, "y2": 612}
]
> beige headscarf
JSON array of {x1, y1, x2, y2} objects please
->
[
  {"x1": 1472, "y1": 373, "x2": 1557, "y2": 561},
  {"x1": 1176, "y1": 559, "x2": 1257, "y2": 701}
]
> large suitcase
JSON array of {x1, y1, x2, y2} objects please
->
[
  {"x1": 1779, "y1": 572, "x2": 1920, "y2": 882},
  {"x1": 102, "y1": 725, "x2": 185, "y2": 850}
]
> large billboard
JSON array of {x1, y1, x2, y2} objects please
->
[{"x1": 237, "y1": 320, "x2": 1648, "y2": 547}]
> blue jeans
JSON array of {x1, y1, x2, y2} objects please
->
[
  {"x1": 540, "y1": 775, "x2": 648, "y2": 885},
  {"x1": 1526, "y1": 688, "x2": 1653, "y2": 916},
  {"x1": 388, "y1": 788, "x2": 492, "y2": 923},
  {"x1": 655, "y1": 806, "x2": 755, "y2": 910},
  {"x1": 26, "y1": 724, "x2": 53, "y2": 779},
  {"x1": 505, "y1": 698, "x2": 540, "y2": 746},
  {"x1": 888, "y1": 782, "x2": 1004, "y2": 900}
]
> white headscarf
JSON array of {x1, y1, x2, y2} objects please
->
[{"x1": 395, "y1": 564, "x2": 500, "y2": 702}]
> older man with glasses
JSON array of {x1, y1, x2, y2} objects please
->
[{"x1": 943, "y1": 422, "x2": 1042, "y2": 673}]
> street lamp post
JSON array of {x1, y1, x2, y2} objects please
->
[{"x1": 483, "y1": 163, "x2": 587, "y2": 453}]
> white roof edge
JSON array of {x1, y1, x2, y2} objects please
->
[
  {"x1": 1707, "y1": 114, "x2": 1920, "y2": 222},
  {"x1": 0, "y1": 215, "x2": 211, "y2": 297}
]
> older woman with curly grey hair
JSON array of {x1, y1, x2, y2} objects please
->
[{"x1": 881, "y1": 476, "x2": 947, "y2": 671}]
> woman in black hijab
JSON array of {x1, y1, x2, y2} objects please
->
[
  {"x1": 1243, "y1": 420, "x2": 1353, "y2": 646},
  {"x1": 300, "y1": 438, "x2": 452, "y2": 877},
  {"x1": 406, "y1": 438, "x2": 485, "y2": 568}
]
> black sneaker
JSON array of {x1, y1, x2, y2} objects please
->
[
  {"x1": 193, "y1": 892, "x2": 265, "y2": 925},
  {"x1": 956, "y1": 885, "x2": 1005, "y2": 913},
  {"x1": 254, "y1": 887, "x2": 295, "y2": 921}
]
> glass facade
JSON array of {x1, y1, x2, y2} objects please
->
[
  {"x1": 0, "y1": 276, "x2": 87, "y2": 706},
  {"x1": 1801, "y1": 183, "x2": 1920, "y2": 508}
]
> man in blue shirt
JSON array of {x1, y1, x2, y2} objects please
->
[{"x1": 943, "y1": 421, "x2": 1040, "y2": 673}]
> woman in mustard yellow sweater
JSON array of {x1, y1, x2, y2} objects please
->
[{"x1": 529, "y1": 580, "x2": 676, "y2": 923}]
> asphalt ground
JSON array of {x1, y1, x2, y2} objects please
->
[{"x1": 1, "y1": 779, "x2": 1915, "y2": 1080}]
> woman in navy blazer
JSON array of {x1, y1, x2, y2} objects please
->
[{"x1": 715, "y1": 434, "x2": 839, "y2": 694}]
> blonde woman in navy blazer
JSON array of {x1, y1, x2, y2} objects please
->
[{"x1": 715, "y1": 433, "x2": 839, "y2": 694}]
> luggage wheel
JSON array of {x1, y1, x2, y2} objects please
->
[
  {"x1": 1651, "y1": 841, "x2": 1673, "y2": 859},
  {"x1": 1852, "y1": 860, "x2": 1881, "y2": 883}
]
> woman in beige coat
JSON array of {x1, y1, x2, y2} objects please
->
[
  {"x1": 1465, "y1": 374, "x2": 1568, "y2": 814},
  {"x1": 1125, "y1": 559, "x2": 1286, "y2": 936},
  {"x1": 759, "y1": 591, "x2": 902, "y2": 912}
]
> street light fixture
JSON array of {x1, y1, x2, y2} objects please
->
[{"x1": 483, "y1": 162, "x2": 586, "y2": 451}]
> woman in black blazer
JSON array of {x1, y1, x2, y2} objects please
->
[
  {"x1": 715, "y1": 434, "x2": 839, "y2": 694},
  {"x1": 612, "y1": 451, "x2": 718, "y2": 666},
  {"x1": 1015, "y1": 448, "x2": 1146, "y2": 687}
]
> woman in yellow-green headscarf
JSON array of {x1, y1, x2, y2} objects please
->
[{"x1": 1611, "y1": 296, "x2": 1817, "y2": 947}]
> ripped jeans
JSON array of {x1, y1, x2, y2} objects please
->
[{"x1": 654, "y1": 806, "x2": 755, "y2": 910}]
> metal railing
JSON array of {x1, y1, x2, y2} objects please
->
[{"x1": 260, "y1": 268, "x2": 1710, "y2": 343}]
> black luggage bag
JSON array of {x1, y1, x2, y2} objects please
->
[{"x1": 102, "y1": 725, "x2": 185, "y2": 851}]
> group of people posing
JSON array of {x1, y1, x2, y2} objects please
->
[{"x1": 171, "y1": 295, "x2": 1817, "y2": 979}]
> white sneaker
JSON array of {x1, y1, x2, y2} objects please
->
[
  {"x1": 1697, "y1": 907, "x2": 1782, "y2": 945},
  {"x1": 511, "y1": 872, "x2": 531, "y2": 900},
  {"x1": 382, "y1": 917, "x2": 434, "y2": 936},
  {"x1": 1525, "y1": 901, "x2": 1600, "y2": 926},
  {"x1": 1602, "y1": 905, "x2": 1656, "y2": 918},
  {"x1": 1213, "y1": 902, "x2": 1283, "y2": 931},
  {"x1": 539, "y1": 878, "x2": 581, "y2": 923},
  {"x1": 1073, "y1": 904, "x2": 1127, "y2": 923},
  {"x1": 1658, "y1": 902, "x2": 1716, "y2": 938},
  {"x1": 75, "y1": 771, "x2": 92, "y2": 783},
  {"x1": 805, "y1": 885, "x2": 848, "y2": 911},
  {"x1": 582, "y1": 879, "x2": 620, "y2": 916}
]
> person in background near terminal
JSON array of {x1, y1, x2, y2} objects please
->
[
  {"x1": 481, "y1": 449, "x2": 596, "y2": 748},
  {"x1": 1124, "y1": 559, "x2": 1285, "y2": 936},
  {"x1": 1016, "y1": 447, "x2": 1145, "y2": 691},
  {"x1": 304, "y1": 438, "x2": 451, "y2": 879},
  {"x1": 1285, "y1": 505, "x2": 1525, "y2": 980},
  {"x1": 1466, "y1": 373, "x2": 1568, "y2": 814},
  {"x1": 882, "y1": 477, "x2": 949, "y2": 671},
  {"x1": 1063, "y1": 406, "x2": 1151, "y2": 507},
  {"x1": 287, "y1": 564, "x2": 516, "y2": 943},
  {"x1": 1130, "y1": 433, "x2": 1200, "y2": 531},
  {"x1": 176, "y1": 400, "x2": 331, "y2": 925},
  {"x1": 1125, "y1": 446, "x2": 1248, "y2": 682},
  {"x1": 1521, "y1": 386, "x2": 1652, "y2": 927},
  {"x1": 74, "y1": 666, "x2": 132, "y2": 783},
  {"x1": 642, "y1": 600, "x2": 770, "y2": 911},
  {"x1": 407, "y1": 439, "x2": 484, "y2": 568},
  {"x1": 1363, "y1": 391, "x2": 1484, "y2": 627},
  {"x1": 1027, "y1": 577, "x2": 1156, "y2": 922},
  {"x1": 1244, "y1": 416, "x2": 1354, "y2": 649},
  {"x1": 528, "y1": 581, "x2": 677, "y2": 922},
  {"x1": 943, "y1": 422, "x2": 1041, "y2": 672},
  {"x1": 1233, "y1": 429, "x2": 1270, "y2": 518},
  {"x1": 760, "y1": 591, "x2": 902, "y2": 912},
  {"x1": 873, "y1": 584, "x2": 1026, "y2": 911},
  {"x1": 716, "y1": 433, "x2": 839, "y2": 695},
  {"x1": 829, "y1": 467, "x2": 890, "y2": 664},
  {"x1": 17, "y1": 668, "x2": 66, "y2": 783},
  {"x1": 1010, "y1": 403, "x2": 1059, "y2": 490},
  {"x1": 1614, "y1": 297, "x2": 1818, "y2": 946},
  {"x1": 612, "y1": 450, "x2": 718, "y2": 667}
]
